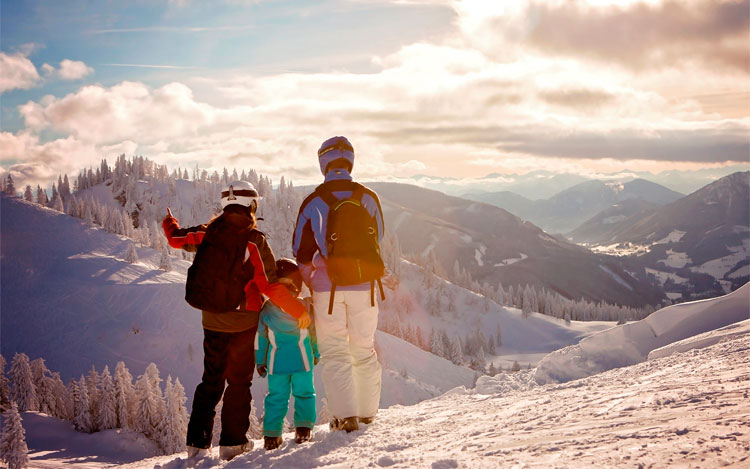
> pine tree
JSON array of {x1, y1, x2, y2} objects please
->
[
  {"x1": 159, "y1": 249, "x2": 172, "y2": 271},
  {"x1": 114, "y1": 362, "x2": 135, "y2": 429},
  {"x1": 511, "y1": 361, "x2": 521, "y2": 372},
  {"x1": 160, "y1": 376, "x2": 187, "y2": 454},
  {"x1": 134, "y1": 374, "x2": 159, "y2": 437},
  {"x1": 50, "y1": 372, "x2": 71, "y2": 420},
  {"x1": 4, "y1": 174, "x2": 17, "y2": 196},
  {"x1": 9, "y1": 354, "x2": 37, "y2": 412},
  {"x1": 0, "y1": 402, "x2": 29, "y2": 469},
  {"x1": 73, "y1": 376, "x2": 93, "y2": 433},
  {"x1": 87, "y1": 366, "x2": 100, "y2": 432},
  {"x1": 30, "y1": 358, "x2": 54, "y2": 415},
  {"x1": 125, "y1": 243, "x2": 139, "y2": 264},
  {"x1": 23, "y1": 186, "x2": 33, "y2": 202},
  {"x1": 97, "y1": 366, "x2": 117, "y2": 431},
  {"x1": 0, "y1": 355, "x2": 10, "y2": 411},
  {"x1": 35, "y1": 185, "x2": 47, "y2": 206}
]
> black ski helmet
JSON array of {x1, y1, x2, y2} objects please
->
[{"x1": 276, "y1": 258, "x2": 303, "y2": 293}]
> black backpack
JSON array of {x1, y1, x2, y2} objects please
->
[
  {"x1": 315, "y1": 181, "x2": 386, "y2": 314},
  {"x1": 185, "y1": 215, "x2": 255, "y2": 314}
]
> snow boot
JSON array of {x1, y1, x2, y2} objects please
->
[
  {"x1": 358, "y1": 416, "x2": 375, "y2": 425},
  {"x1": 329, "y1": 416, "x2": 359, "y2": 432},
  {"x1": 264, "y1": 436, "x2": 283, "y2": 450},
  {"x1": 219, "y1": 441, "x2": 252, "y2": 461},
  {"x1": 295, "y1": 427, "x2": 312, "y2": 444},
  {"x1": 187, "y1": 446, "x2": 210, "y2": 465}
]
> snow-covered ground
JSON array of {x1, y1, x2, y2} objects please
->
[
  {"x1": 534, "y1": 282, "x2": 749, "y2": 384},
  {"x1": 19, "y1": 325, "x2": 750, "y2": 468}
]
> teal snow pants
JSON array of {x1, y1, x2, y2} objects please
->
[{"x1": 263, "y1": 370, "x2": 316, "y2": 437}]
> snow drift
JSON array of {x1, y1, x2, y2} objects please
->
[{"x1": 534, "y1": 282, "x2": 750, "y2": 384}]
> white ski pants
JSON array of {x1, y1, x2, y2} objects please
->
[{"x1": 313, "y1": 289, "x2": 381, "y2": 420}]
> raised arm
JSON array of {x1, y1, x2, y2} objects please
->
[{"x1": 162, "y1": 209, "x2": 208, "y2": 252}]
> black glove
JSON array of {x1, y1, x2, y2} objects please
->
[{"x1": 257, "y1": 364, "x2": 267, "y2": 377}]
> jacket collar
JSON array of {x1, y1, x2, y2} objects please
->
[{"x1": 324, "y1": 168, "x2": 353, "y2": 183}]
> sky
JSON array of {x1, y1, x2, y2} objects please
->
[{"x1": 1, "y1": 0, "x2": 748, "y2": 189}]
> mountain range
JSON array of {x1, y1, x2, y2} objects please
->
[
  {"x1": 463, "y1": 178, "x2": 684, "y2": 234},
  {"x1": 577, "y1": 171, "x2": 749, "y2": 301},
  {"x1": 368, "y1": 182, "x2": 665, "y2": 308}
]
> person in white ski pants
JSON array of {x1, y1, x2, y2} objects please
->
[
  {"x1": 313, "y1": 290, "x2": 381, "y2": 421},
  {"x1": 292, "y1": 136, "x2": 384, "y2": 431}
]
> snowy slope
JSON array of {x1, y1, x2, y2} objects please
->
[
  {"x1": 19, "y1": 326, "x2": 750, "y2": 468},
  {"x1": 1, "y1": 192, "x2": 619, "y2": 423},
  {"x1": 534, "y1": 282, "x2": 750, "y2": 384}
]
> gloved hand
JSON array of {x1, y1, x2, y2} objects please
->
[
  {"x1": 257, "y1": 364, "x2": 267, "y2": 377},
  {"x1": 314, "y1": 356, "x2": 320, "y2": 366},
  {"x1": 297, "y1": 310, "x2": 311, "y2": 329},
  {"x1": 163, "y1": 207, "x2": 175, "y2": 222}
]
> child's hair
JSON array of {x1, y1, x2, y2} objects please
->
[{"x1": 276, "y1": 258, "x2": 302, "y2": 293}]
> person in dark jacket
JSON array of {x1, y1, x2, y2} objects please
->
[{"x1": 163, "y1": 180, "x2": 309, "y2": 462}]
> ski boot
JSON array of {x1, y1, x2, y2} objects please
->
[
  {"x1": 295, "y1": 427, "x2": 312, "y2": 444},
  {"x1": 264, "y1": 436, "x2": 283, "y2": 450}
]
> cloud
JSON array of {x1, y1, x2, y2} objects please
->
[
  {"x1": 462, "y1": 0, "x2": 750, "y2": 71},
  {"x1": 57, "y1": 59, "x2": 94, "y2": 80},
  {"x1": 20, "y1": 81, "x2": 214, "y2": 143},
  {"x1": 0, "y1": 131, "x2": 103, "y2": 188},
  {"x1": 0, "y1": 52, "x2": 40, "y2": 93}
]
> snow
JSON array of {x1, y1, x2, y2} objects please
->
[
  {"x1": 598, "y1": 264, "x2": 633, "y2": 291},
  {"x1": 729, "y1": 264, "x2": 750, "y2": 279},
  {"x1": 690, "y1": 240, "x2": 749, "y2": 280},
  {"x1": 645, "y1": 267, "x2": 688, "y2": 286},
  {"x1": 534, "y1": 282, "x2": 749, "y2": 384},
  {"x1": 648, "y1": 319, "x2": 750, "y2": 360},
  {"x1": 21, "y1": 331, "x2": 750, "y2": 468},
  {"x1": 473, "y1": 245, "x2": 486, "y2": 266},
  {"x1": 494, "y1": 253, "x2": 527, "y2": 266},
  {"x1": 658, "y1": 249, "x2": 691, "y2": 269},
  {"x1": 665, "y1": 292, "x2": 683, "y2": 300},
  {"x1": 654, "y1": 230, "x2": 686, "y2": 245},
  {"x1": 602, "y1": 215, "x2": 627, "y2": 225}
]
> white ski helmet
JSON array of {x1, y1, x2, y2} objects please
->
[{"x1": 221, "y1": 181, "x2": 259, "y2": 211}]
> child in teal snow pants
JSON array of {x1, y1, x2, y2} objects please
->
[{"x1": 255, "y1": 259, "x2": 319, "y2": 450}]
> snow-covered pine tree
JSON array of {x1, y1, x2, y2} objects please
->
[
  {"x1": 23, "y1": 186, "x2": 33, "y2": 202},
  {"x1": 134, "y1": 373, "x2": 160, "y2": 438},
  {"x1": 247, "y1": 398, "x2": 262, "y2": 439},
  {"x1": 97, "y1": 366, "x2": 117, "y2": 431},
  {"x1": 511, "y1": 361, "x2": 521, "y2": 373},
  {"x1": 50, "y1": 372, "x2": 71, "y2": 420},
  {"x1": 487, "y1": 334, "x2": 496, "y2": 355},
  {"x1": 35, "y1": 185, "x2": 47, "y2": 206},
  {"x1": 125, "y1": 243, "x2": 139, "y2": 263},
  {"x1": 159, "y1": 248, "x2": 172, "y2": 271},
  {"x1": 9, "y1": 353, "x2": 37, "y2": 412},
  {"x1": 160, "y1": 376, "x2": 188, "y2": 454},
  {"x1": 429, "y1": 328, "x2": 444, "y2": 358},
  {"x1": 30, "y1": 358, "x2": 55, "y2": 415},
  {"x1": 87, "y1": 366, "x2": 100, "y2": 432},
  {"x1": 0, "y1": 354, "x2": 10, "y2": 411},
  {"x1": 145, "y1": 363, "x2": 166, "y2": 424},
  {"x1": 488, "y1": 362, "x2": 497, "y2": 376},
  {"x1": 0, "y1": 402, "x2": 29, "y2": 469},
  {"x1": 51, "y1": 194, "x2": 64, "y2": 212},
  {"x1": 113, "y1": 361, "x2": 135, "y2": 429},
  {"x1": 73, "y1": 376, "x2": 94, "y2": 433},
  {"x1": 3, "y1": 174, "x2": 17, "y2": 196}
]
